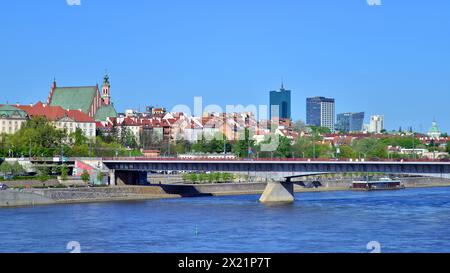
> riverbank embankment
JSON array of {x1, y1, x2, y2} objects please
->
[
  {"x1": 2, "y1": 177, "x2": 450, "y2": 208},
  {"x1": 0, "y1": 186, "x2": 181, "y2": 208}
]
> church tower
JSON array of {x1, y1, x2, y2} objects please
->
[{"x1": 102, "y1": 73, "x2": 111, "y2": 105}]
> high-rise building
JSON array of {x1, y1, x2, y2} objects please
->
[
  {"x1": 269, "y1": 84, "x2": 291, "y2": 120},
  {"x1": 369, "y1": 115, "x2": 384, "y2": 133},
  {"x1": 336, "y1": 112, "x2": 365, "y2": 133},
  {"x1": 306, "y1": 97, "x2": 335, "y2": 131}
]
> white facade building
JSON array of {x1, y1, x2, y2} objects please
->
[
  {"x1": 369, "y1": 115, "x2": 384, "y2": 133},
  {"x1": 320, "y1": 100, "x2": 335, "y2": 131},
  {"x1": 0, "y1": 105, "x2": 28, "y2": 135},
  {"x1": 55, "y1": 117, "x2": 96, "y2": 139}
]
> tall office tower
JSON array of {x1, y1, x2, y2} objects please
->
[
  {"x1": 269, "y1": 83, "x2": 291, "y2": 120},
  {"x1": 336, "y1": 112, "x2": 365, "y2": 133},
  {"x1": 306, "y1": 96, "x2": 335, "y2": 131},
  {"x1": 369, "y1": 115, "x2": 385, "y2": 133}
]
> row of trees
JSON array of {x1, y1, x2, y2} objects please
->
[
  {"x1": 1, "y1": 116, "x2": 448, "y2": 160},
  {"x1": 0, "y1": 159, "x2": 106, "y2": 184},
  {"x1": 182, "y1": 172, "x2": 236, "y2": 183},
  {"x1": 0, "y1": 161, "x2": 26, "y2": 177},
  {"x1": 0, "y1": 117, "x2": 141, "y2": 158},
  {"x1": 163, "y1": 133, "x2": 448, "y2": 160}
]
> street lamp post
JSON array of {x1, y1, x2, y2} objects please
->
[
  {"x1": 412, "y1": 127, "x2": 416, "y2": 159},
  {"x1": 313, "y1": 142, "x2": 316, "y2": 159},
  {"x1": 29, "y1": 138, "x2": 32, "y2": 159},
  {"x1": 167, "y1": 127, "x2": 171, "y2": 157}
]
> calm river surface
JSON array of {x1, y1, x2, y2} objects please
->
[{"x1": 1, "y1": 187, "x2": 450, "y2": 253}]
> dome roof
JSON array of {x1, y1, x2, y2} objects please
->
[{"x1": 428, "y1": 121, "x2": 441, "y2": 133}]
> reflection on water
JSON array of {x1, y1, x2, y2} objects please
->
[{"x1": 1, "y1": 187, "x2": 450, "y2": 253}]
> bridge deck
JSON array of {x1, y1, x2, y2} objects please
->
[{"x1": 103, "y1": 158, "x2": 450, "y2": 174}]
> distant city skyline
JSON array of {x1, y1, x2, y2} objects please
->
[
  {"x1": 1, "y1": 1, "x2": 449, "y2": 132},
  {"x1": 306, "y1": 96, "x2": 336, "y2": 131},
  {"x1": 336, "y1": 112, "x2": 365, "y2": 133},
  {"x1": 269, "y1": 83, "x2": 291, "y2": 120}
]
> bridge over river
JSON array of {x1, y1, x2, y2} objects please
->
[{"x1": 102, "y1": 158, "x2": 450, "y2": 203}]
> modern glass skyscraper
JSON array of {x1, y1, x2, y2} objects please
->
[
  {"x1": 306, "y1": 97, "x2": 335, "y2": 131},
  {"x1": 336, "y1": 112, "x2": 365, "y2": 132},
  {"x1": 269, "y1": 84, "x2": 291, "y2": 120}
]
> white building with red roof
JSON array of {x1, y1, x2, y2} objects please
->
[{"x1": 16, "y1": 101, "x2": 96, "y2": 139}]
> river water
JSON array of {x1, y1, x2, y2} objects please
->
[{"x1": 1, "y1": 187, "x2": 450, "y2": 253}]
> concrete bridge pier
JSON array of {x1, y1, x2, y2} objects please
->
[
  {"x1": 259, "y1": 180, "x2": 294, "y2": 203},
  {"x1": 109, "y1": 170, "x2": 116, "y2": 187}
]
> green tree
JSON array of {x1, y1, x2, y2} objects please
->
[
  {"x1": 293, "y1": 119, "x2": 306, "y2": 133},
  {"x1": 97, "y1": 172, "x2": 105, "y2": 184},
  {"x1": 275, "y1": 136, "x2": 292, "y2": 158},
  {"x1": 352, "y1": 138, "x2": 388, "y2": 159},
  {"x1": 191, "y1": 136, "x2": 207, "y2": 153},
  {"x1": 4, "y1": 116, "x2": 66, "y2": 157},
  {"x1": 292, "y1": 138, "x2": 312, "y2": 158},
  {"x1": 292, "y1": 137, "x2": 331, "y2": 158},
  {"x1": 207, "y1": 137, "x2": 225, "y2": 154},
  {"x1": 0, "y1": 116, "x2": 139, "y2": 158},
  {"x1": 336, "y1": 145, "x2": 356, "y2": 159},
  {"x1": 81, "y1": 170, "x2": 90, "y2": 183},
  {"x1": 207, "y1": 173, "x2": 214, "y2": 183},
  {"x1": 232, "y1": 129, "x2": 255, "y2": 158},
  {"x1": 173, "y1": 139, "x2": 192, "y2": 155},
  {"x1": 198, "y1": 173, "x2": 208, "y2": 183},
  {"x1": 71, "y1": 128, "x2": 88, "y2": 146},
  {"x1": 120, "y1": 127, "x2": 138, "y2": 149},
  {"x1": 11, "y1": 161, "x2": 25, "y2": 176},
  {"x1": 188, "y1": 173, "x2": 198, "y2": 183},
  {"x1": 36, "y1": 166, "x2": 50, "y2": 182},
  {"x1": 103, "y1": 120, "x2": 120, "y2": 143},
  {"x1": 222, "y1": 173, "x2": 233, "y2": 182},
  {"x1": 182, "y1": 173, "x2": 189, "y2": 182},
  {"x1": 61, "y1": 164, "x2": 69, "y2": 181},
  {"x1": 212, "y1": 172, "x2": 221, "y2": 182},
  {"x1": 310, "y1": 126, "x2": 332, "y2": 135},
  {"x1": 67, "y1": 144, "x2": 90, "y2": 157},
  {"x1": 380, "y1": 136, "x2": 421, "y2": 149},
  {"x1": 0, "y1": 161, "x2": 12, "y2": 175}
]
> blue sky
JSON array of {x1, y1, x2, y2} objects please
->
[{"x1": 0, "y1": 0, "x2": 449, "y2": 132}]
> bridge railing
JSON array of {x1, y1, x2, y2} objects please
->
[{"x1": 101, "y1": 157, "x2": 449, "y2": 163}]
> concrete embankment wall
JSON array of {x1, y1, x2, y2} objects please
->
[
  {"x1": 31, "y1": 186, "x2": 170, "y2": 201},
  {"x1": 401, "y1": 177, "x2": 450, "y2": 187},
  {"x1": 0, "y1": 190, "x2": 56, "y2": 207},
  {"x1": 1, "y1": 180, "x2": 59, "y2": 188},
  {"x1": 0, "y1": 186, "x2": 175, "y2": 208},
  {"x1": 2, "y1": 177, "x2": 450, "y2": 208}
]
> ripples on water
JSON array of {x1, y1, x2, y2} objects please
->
[{"x1": 1, "y1": 187, "x2": 450, "y2": 253}]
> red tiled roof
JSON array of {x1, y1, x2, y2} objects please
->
[
  {"x1": 16, "y1": 101, "x2": 95, "y2": 123},
  {"x1": 66, "y1": 110, "x2": 95, "y2": 122}
]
